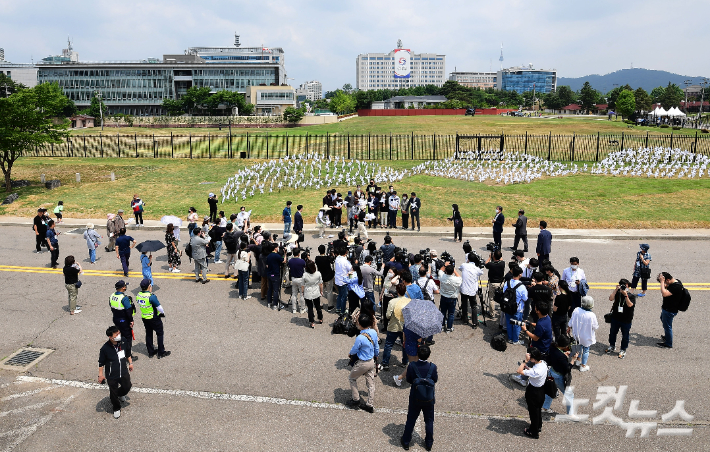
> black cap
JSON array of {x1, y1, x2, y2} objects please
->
[
  {"x1": 115, "y1": 280, "x2": 128, "y2": 289},
  {"x1": 140, "y1": 278, "x2": 151, "y2": 289}
]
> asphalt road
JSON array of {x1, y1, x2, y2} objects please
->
[{"x1": 1, "y1": 225, "x2": 707, "y2": 451}]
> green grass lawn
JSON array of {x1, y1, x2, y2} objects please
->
[
  {"x1": 68, "y1": 115, "x2": 708, "y2": 137},
  {"x1": 4, "y1": 157, "x2": 710, "y2": 229}
]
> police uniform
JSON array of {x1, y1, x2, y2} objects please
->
[
  {"x1": 110, "y1": 281, "x2": 135, "y2": 359},
  {"x1": 136, "y1": 279, "x2": 169, "y2": 358}
]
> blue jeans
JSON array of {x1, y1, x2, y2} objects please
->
[
  {"x1": 142, "y1": 269, "x2": 153, "y2": 286},
  {"x1": 381, "y1": 331, "x2": 407, "y2": 366},
  {"x1": 506, "y1": 311, "x2": 523, "y2": 342},
  {"x1": 543, "y1": 367, "x2": 572, "y2": 413},
  {"x1": 660, "y1": 309, "x2": 677, "y2": 347},
  {"x1": 214, "y1": 241, "x2": 222, "y2": 262},
  {"x1": 238, "y1": 270, "x2": 249, "y2": 298},
  {"x1": 609, "y1": 318, "x2": 632, "y2": 351},
  {"x1": 402, "y1": 401, "x2": 434, "y2": 449},
  {"x1": 573, "y1": 344, "x2": 591, "y2": 366},
  {"x1": 284, "y1": 221, "x2": 291, "y2": 235},
  {"x1": 439, "y1": 296, "x2": 457, "y2": 330},
  {"x1": 336, "y1": 284, "x2": 348, "y2": 314},
  {"x1": 89, "y1": 248, "x2": 96, "y2": 263},
  {"x1": 267, "y1": 275, "x2": 281, "y2": 307},
  {"x1": 365, "y1": 291, "x2": 376, "y2": 308}
]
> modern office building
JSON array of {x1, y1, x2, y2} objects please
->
[
  {"x1": 0, "y1": 62, "x2": 38, "y2": 88},
  {"x1": 33, "y1": 40, "x2": 288, "y2": 115},
  {"x1": 295, "y1": 80, "x2": 322, "y2": 101},
  {"x1": 356, "y1": 44, "x2": 446, "y2": 90},
  {"x1": 245, "y1": 85, "x2": 295, "y2": 115},
  {"x1": 495, "y1": 65, "x2": 557, "y2": 94},
  {"x1": 448, "y1": 71, "x2": 497, "y2": 89},
  {"x1": 371, "y1": 95, "x2": 447, "y2": 109}
]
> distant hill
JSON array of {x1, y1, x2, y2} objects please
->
[{"x1": 558, "y1": 68, "x2": 708, "y2": 93}]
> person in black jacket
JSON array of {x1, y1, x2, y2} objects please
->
[
  {"x1": 541, "y1": 335, "x2": 577, "y2": 415},
  {"x1": 315, "y1": 244, "x2": 335, "y2": 311},
  {"x1": 605, "y1": 279, "x2": 636, "y2": 359},
  {"x1": 447, "y1": 204, "x2": 463, "y2": 242},
  {"x1": 293, "y1": 205, "x2": 304, "y2": 243},
  {"x1": 222, "y1": 223, "x2": 239, "y2": 278},
  {"x1": 400, "y1": 345, "x2": 438, "y2": 451},
  {"x1": 492, "y1": 206, "x2": 504, "y2": 249},
  {"x1": 409, "y1": 192, "x2": 421, "y2": 232},
  {"x1": 98, "y1": 325, "x2": 133, "y2": 419},
  {"x1": 511, "y1": 209, "x2": 528, "y2": 252}
]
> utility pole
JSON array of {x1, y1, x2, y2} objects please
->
[
  {"x1": 95, "y1": 91, "x2": 105, "y2": 131},
  {"x1": 683, "y1": 79, "x2": 692, "y2": 114},
  {"x1": 699, "y1": 78, "x2": 709, "y2": 127}
]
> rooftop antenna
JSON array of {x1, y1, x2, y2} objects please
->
[
  {"x1": 631, "y1": 62, "x2": 633, "y2": 69},
  {"x1": 67, "y1": 36, "x2": 72, "y2": 51},
  {"x1": 397, "y1": 39, "x2": 403, "y2": 49},
  {"x1": 234, "y1": 32, "x2": 241, "y2": 48},
  {"x1": 499, "y1": 43, "x2": 504, "y2": 70}
]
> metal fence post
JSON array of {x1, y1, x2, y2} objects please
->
[
  {"x1": 153, "y1": 134, "x2": 156, "y2": 158},
  {"x1": 433, "y1": 134, "x2": 436, "y2": 160},
  {"x1": 596, "y1": 131, "x2": 600, "y2": 161},
  {"x1": 500, "y1": 132, "x2": 505, "y2": 156},
  {"x1": 694, "y1": 130, "x2": 698, "y2": 153},
  {"x1": 83, "y1": 135, "x2": 87, "y2": 157},
  {"x1": 189, "y1": 133, "x2": 192, "y2": 159},
  {"x1": 571, "y1": 133, "x2": 575, "y2": 161},
  {"x1": 645, "y1": 131, "x2": 649, "y2": 149},
  {"x1": 524, "y1": 131, "x2": 528, "y2": 154},
  {"x1": 306, "y1": 132, "x2": 309, "y2": 155},
  {"x1": 389, "y1": 133, "x2": 392, "y2": 160},
  {"x1": 621, "y1": 132, "x2": 625, "y2": 151},
  {"x1": 327, "y1": 133, "x2": 330, "y2": 159},
  {"x1": 208, "y1": 132, "x2": 211, "y2": 159},
  {"x1": 170, "y1": 132, "x2": 173, "y2": 158},
  {"x1": 100, "y1": 134, "x2": 103, "y2": 158},
  {"x1": 286, "y1": 132, "x2": 289, "y2": 157},
  {"x1": 135, "y1": 133, "x2": 138, "y2": 158},
  {"x1": 247, "y1": 132, "x2": 250, "y2": 159},
  {"x1": 67, "y1": 137, "x2": 72, "y2": 157},
  {"x1": 547, "y1": 132, "x2": 551, "y2": 161},
  {"x1": 266, "y1": 132, "x2": 269, "y2": 159},
  {"x1": 117, "y1": 133, "x2": 121, "y2": 158},
  {"x1": 368, "y1": 133, "x2": 370, "y2": 159},
  {"x1": 669, "y1": 130, "x2": 673, "y2": 149},
  {"x1": 347, "y1": 133, "x2": 351, "y2": 160},
  {"x1": 411, "y1": 132, "x2": 414, "y2": 160}
]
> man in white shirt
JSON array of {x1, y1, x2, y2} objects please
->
[
  {"x1": 388, "y1": 191, "x2": 400, "y2": 229},
  {"x1": 334, "y1": 247, "x2": 353, "y2": 315},
  {"x1": 562, "y1": 257, "x2": 586, "y2": 313},
  {"x1": 236, "y1": 207, "x2": 250, "y2": 231},
  {"x1": 513, "y1": 250, "x2": 529, "y2": 271},
  {"x1": 458, "y1": 253, "x2": 484, "y2": 328},
  {"x1": 416, "y1": 266, "x2": 439, "y2": 301},
  {"x1": 438, "y1": 263, "x2": 462, "y2": 333}
]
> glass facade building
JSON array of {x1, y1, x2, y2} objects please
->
[
  {"x1": 496, "y1": 67, "x2": 557, "y2": 94},
  {"x1": 35, "y1": 46, "x2": 286, "y2": 115}
]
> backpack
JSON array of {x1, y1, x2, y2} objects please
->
[
  {"x1": 417, "y1": 278, "x2": 433, "y2": 301},
  {"x1": 677, "y1": 281, "x2": 691, "y2": 312},
  {"x1": 184, "y1": 243, "x2": 193, "y2": 262},
  {"x1": 332, "y1": 314, "x2": 348, "y2": 335},
  {"x1": 491, "y1": 333, "x2": 507, "y2": 352},
  {"x1": 500, "y1": 282, "x2": 522, "y2": 315},
  {"x1": 411, "y1": 363, "x2": 436, "y2": 403}
]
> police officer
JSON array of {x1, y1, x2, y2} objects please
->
[
  {"x1": 110, "y1": 280, "x2": 135, "y2": 360},
  {"x1": 136, "y1": 278, "x2": 170, "y2": 359}
]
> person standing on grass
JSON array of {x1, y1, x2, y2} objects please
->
[
  {"x1": 131, "y1": 195, "x2": 144, "y2": 228},
  {"x1": 33, "y1": 208, "x2": 49, "y2": 253},
  {"x1": 207, "y1": 193, "x2": 218, "y2": 223},
  {"x1": 46, "y1": 219, "x2": 60, "y2": 269},
  {"x1": 83, "y1": 223, "x2": 102, "y2": 264},
  {"x1": 115, "y1": 228, "x2": 136, "y2": 277},
  {"x1": 63, "y1": 255, "x2": 82, "y2": 315},
  {"x1": 53, "y1": 201, "x2": 64, "y2": 223},
  {"x1": 409, "y1": 192, "x2": 421, "y2": 232},
  {"x1": 400, "y1": 193, "x2": 410, "y2": 230},
  {"x1": 165, "y1": 223, "x2": 181, "y2": 273},
  {"x1": 282, "y1": 201, "x2": 292, "y2": 235}
]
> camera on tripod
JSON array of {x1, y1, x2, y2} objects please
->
[
  {"x1": 469, "y1": 250, "x2": 485, "y2": 269},
  {"x1": 374, "y1": 249, "x2": 384, "y2": 266},
  {"x1": 419, "y1": 248, "x2": 432, "y2": 266},
  {"x1": 462, "y1": 240, "x2": 472, "y2": 254},
  {"x1": 440, "y1": 250, "x2": 455, "y2": 267},
  {"x1": 486, "y1": 242, "x2": 500, "y2": 253}
]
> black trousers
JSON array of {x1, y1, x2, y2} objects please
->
[
  {"x1": 107, "y1": 373, "x2": 132, "y2": 412},
  {"x1": 460, "y1": 293, "x2": 478, "y2": 325},
  {"x1": 410, "y1": 211, "x2": 420, "y2": 230},
  {"x1": 209, "y1": 209, "x2": 217, "y2": 223},
  {"x1": 525, "y1": 384, "x2": 546, "y2": 434},
  {"x1": 538, "y1": 253, "x2": 549, "y2": 263},
  {"x1": 454, "y1": 226, "x2": 463, "y2": 241},
  {"x1": 142, "y1": 317, "x2": 164, "y2": 355},
  {"x1": 387, "y1": 210, "x2": 397, "y2": 228},
  {"x1": 50, "y1": 244, "x2": 59, "y2": 267},
  {"x1": 493, "y1": 231, "x2": 502, "y2": 248},
  {"x1": 35, "y1": 234, "x2": 48, "y2": 252},
  {"x1": 401, "y1": 213, "x2": 409, "y2": 229},
  {"x1": 513, "y1": 234, "x2": 528, "y2": 251},
  {"x1": 382, "y1": 295, "x2": 393, "y2": 330},
  {"x1": 348, "y1": 291, "x2": 361, "y2": 314},
  {"x1": 114, "y1": 320, "x2": 133, "y2": 359},
  {"x1": 402, "y1": 400, "x2": 435, "y2": 448},
  {"x1": 134, "y1": 211, "x2": 143, "y2": 225},
  {"x1": 305, "y1": 297, "x2": 323, "y2": 323}
]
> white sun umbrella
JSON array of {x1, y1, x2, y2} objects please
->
[{"x1": 160, "y1": 215, "x2": 183, "y2": 226}]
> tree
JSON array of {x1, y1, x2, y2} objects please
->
[
  {"x1": 616, "y1": 90, "x2": 636, "y2": 119},
  {"x1": 342, "y1": 83, "x2": 353, "y2": 94},
  {"x1": 634, "y1": 87, "x2": 652, "y2": 113},
  {"x1": 181, "y1": 87, "x2": 212, "y2": 115},
  {"x1": 660, "y1": 82, "x2": 683, "y2": 109},
  {"x1": 328, "y1": 91, "x2": 355, "y2": 115},
  {"x1": 556, "y1": 86, "x2": 576, "y2": 106},
  {"x1": 62, "y1": 98, "x2": 78, "y2": 117},
  {"x1": 282, "y1": 106, "x2": 306, "y2": 123},
  {"x1": 579, "y1": 81, "x2": 598, "y2": 113},
  {"x1": 85, "y1": 93, "x2": 108, "y2": 120},
  {"x1": 161, "y1": 98, "x2": 184, "y2": 116},
  {"x1": 0, "y1": 82, "x2": 70, "y2": 191},
  {"x1": 0, "y1": 74, "x2": 26, "y2": 98},
  {"x1": 650, "y1": 86, "x2": 665, "y2": 104}
]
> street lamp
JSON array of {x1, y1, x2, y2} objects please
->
[
  {"x1": 683, "y1": 79, "x2": 692, "y2": 114},
  {"x1": 699, "y1": 78, "x2": 709, "y2": 125},
  {"x1": 95, "y1": 91, "x2": 104, "y2": 131}
]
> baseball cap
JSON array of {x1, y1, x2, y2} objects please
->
[
  {"x1": 115, "y1": 280, "x2": 128, "y2": 289},
  {"x1": 117, "y1": 209, "x2": 124, "y2": 214},
  {"x1": 140, "y1": 278, "x2": 152, "y2": 289},
  {"x1": 209, "y1": 192, "x2": 215, "y2": 197}
]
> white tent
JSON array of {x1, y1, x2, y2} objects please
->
[
  {"x1": 657, "y1": 107, "x2": 668, "y2": 116},
  {"x1": 670, "y1": 107, "x2": 686, "y2": 117}
]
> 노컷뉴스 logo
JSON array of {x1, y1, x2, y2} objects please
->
[{"x1": 555, "y1": 386, "x2": 694, "y2": 438}]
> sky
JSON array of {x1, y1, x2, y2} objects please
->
[{"x1": 2, "y1": 0, "x2": 709, "y2": 93}]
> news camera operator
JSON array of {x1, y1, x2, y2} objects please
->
[
  {"x1": 605, "y1": 279, "x2": 636, "y2": 359},
  {"x1": 380, "y1": 235, "x2": 396, "y2": 262},
  {"x1": 361, "y1": 255, "x2": 384, "y2": 309}
]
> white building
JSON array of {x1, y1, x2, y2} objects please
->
[
  {"x1": 356, "y1": 45, "x2": 446, "y2": 90},
  {"x1": 0, "y1": 62, "x2": 38, "y2": 88},
  {"x1": 448, "y1": 71, "x2": 497, "y2": 89},
  {"x1": 296, "y1": 80, "x2": 322, "y2": 101}
]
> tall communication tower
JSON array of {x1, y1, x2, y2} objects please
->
[
  {"x1": 234, "y1": 33, "x2": 241, "y2": 47},
  {"x1": 499, "y1": 43, "x2": 504, "y2": 70}
]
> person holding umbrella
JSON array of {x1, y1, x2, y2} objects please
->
[
  {"x1": 393, "y1": 298, "x2": 444, "y2": 387},
  {"x1": 135, "y1": 240, "x2": 167, "y2": 284}
]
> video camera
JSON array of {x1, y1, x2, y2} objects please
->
[
  {"x1": 509, "y1": 318, "x2": 532, "y2": 328},
  {"x1": 419, "y1": 248, "x2": 433, "y2": 266},
  {"x1": 373, "y1": 249, "x2": 384, "y2": 267},
  {"x1": 469, "y1": 250, "x2": 485, "y2": 269},
  {"x1": 347, "y1": 245, "x2": 359, "y2": 262},
  {"x1": 462, "y1": 240, "x2": 472, "y2": 254},
  {"x1": 440, "y1": 250, "x2": 455, "y2": 267},
  {"x1": 394, "y1": 247, "x2": 409, "y2": 266},
  {"x1": 486, "y1": 242, "x2": 500, "y2": 253}
]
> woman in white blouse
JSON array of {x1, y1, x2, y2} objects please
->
[
  {"x1": 567, "y1": 296, "x2": 599, "y2": 373},
  {"x1": 517, "y1": 347, "x2": 549, "y2": 439},
  {"x1": 235, "y1": 241, "x2": 251, "y2": 300},
  {"x1": 303, "y1": 261, "x2": 324, "y2": 329}
]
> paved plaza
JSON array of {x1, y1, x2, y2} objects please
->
[{"x1": 0, "y1": 222, "x2": 707, "y2": 451}]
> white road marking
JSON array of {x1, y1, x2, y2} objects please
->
[
  {"x1": 0, "y1": 401, "x2": 54, "y2": 418},
  {"x1": 0, "y1": 386, "x2": 56, "y2": 402}
]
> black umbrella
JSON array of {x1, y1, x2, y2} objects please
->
[{"x1": 135, "y1": 240, "x2": 166, "y2": 253}]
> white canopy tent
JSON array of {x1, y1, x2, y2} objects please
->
[
  {"x1": 649, "y1": 106, "x2": 668, "y2": 117},
  {"x1": 668, "y1": 107, "x2": 686, "y2": 117}
]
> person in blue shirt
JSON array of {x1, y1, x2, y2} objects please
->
[
  {"x1": 282, "y1": 201, "x2": 292, "y2": 235},
  {"x1": 523, "y1": 301, "x2": 553, "y2": 355},
  {"x1": 343, "y1": 266, "x2": 365, "y2": 315},
  {"x1": 115, "y1": 228, "x2": 136, "y2": 277},
  {"x1": 401, "y1": 271, "x2": 424, "y2": 300},
  {"x1": 345, "y1": 313, "x2": 379, "y2": 413},
  {"x1": 46, "y1": 219, "x2": 60, "y2": 268},
  {"x1": 504, "y1": 266, "x2": 528, "y2": 345},
  {"x1": 140, "y1": 252, "x2": 153, "y2": 286},
  {"x1": 400, "y1": 345, "x2": 438, "y2": 451}
]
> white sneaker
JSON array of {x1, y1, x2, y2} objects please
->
[
  {"x1": 574, "y1": 360, "x2": 582, "y2": 367},
  {"x1": 509, "y1": 374, "x2": 528, "y2": 387},
  {"x1": 542, "y1": 408, "x2": 555, "y2": 414},
  {"x1": 605, "y1": 346, "x2": 615, "y2": 354},
  {"x1": 173, "y1": 269, "x2": 181, "y2": 273},
  {"x1": 113, "y1": 410, "x2": 121, "y2": 419},
  {"x1": 511, "y1": 341, "x2": 522, "y2": 346},
  {"x1": 300, "y1": 308, "x2": 307, "y2": 314},
  {"x1": 214, "y1": 260, "x2": 223, "y2": 264},
  {"x1": 292, "y1": 310, "x2": 297, "y2": 314},
  {"x1": 73, "y1": 308, "x2": 82, "y2": 314},
  {"x1": 579, "y1": 365, "x2": 590, "y2": 372},
  {"x1": 393, "y1": 375, "x2": 402, "y2": 387}
]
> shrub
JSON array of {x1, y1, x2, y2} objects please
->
[
  {"x1": 672, "y1": 126, "x2": 681, "y2": 130},
  {"x1": 701, "y1": 129, "x2": 709, "y2": 134},
  {"x1": 660, "y1": 124, "x2": 670, "y2": 129}
]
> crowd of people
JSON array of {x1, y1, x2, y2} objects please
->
[{"x1": 31, "y1": 191, "x2": 691, "y2": 446}]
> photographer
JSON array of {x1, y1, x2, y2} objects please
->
[
  {"x1": 485, "y1": 249, "x2": 505, "y2": 322},
  {"x1": 528, "y1": 272, "x2": 552, "y2": 322},
  {"x1": 361, "y1": 256, "x2": 383, "y2": 309},
  {"x1": 416, "y1": 266, "x2": 439, "y2": 302},
  {"x1": 332, "y1": 230, "x2": 348, "y2": 252},
  {"x1": 315, "y1": 245, "x2": 335, "y2": 311},
  {"x1": 380, "y1": 235, "x2": 396, "y2": 262},
  {"x1": 521, "y1": 300, "x2": 553, "y2": 355},
  {"x1": 605, "y1": 279, "x2": 636, "y2": 359},
  {"x1": 630, "y1": 244, "x2": 652, "y2": 297},
  {"x1": 438, "y1": 261, "x2": 462, "y2": 333},
  {"x1": 459, "y1": 252, "x2": 484, "y2": 328},
  {"x1": 551, "y1": 281, "x2": 571, "y2": 340},
  {"x1": 517, "y1": 348, "x2": 549, "y2": 439},
  {"x1": 657, "y1": 272, "x2": 683, "y2": 349}
]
